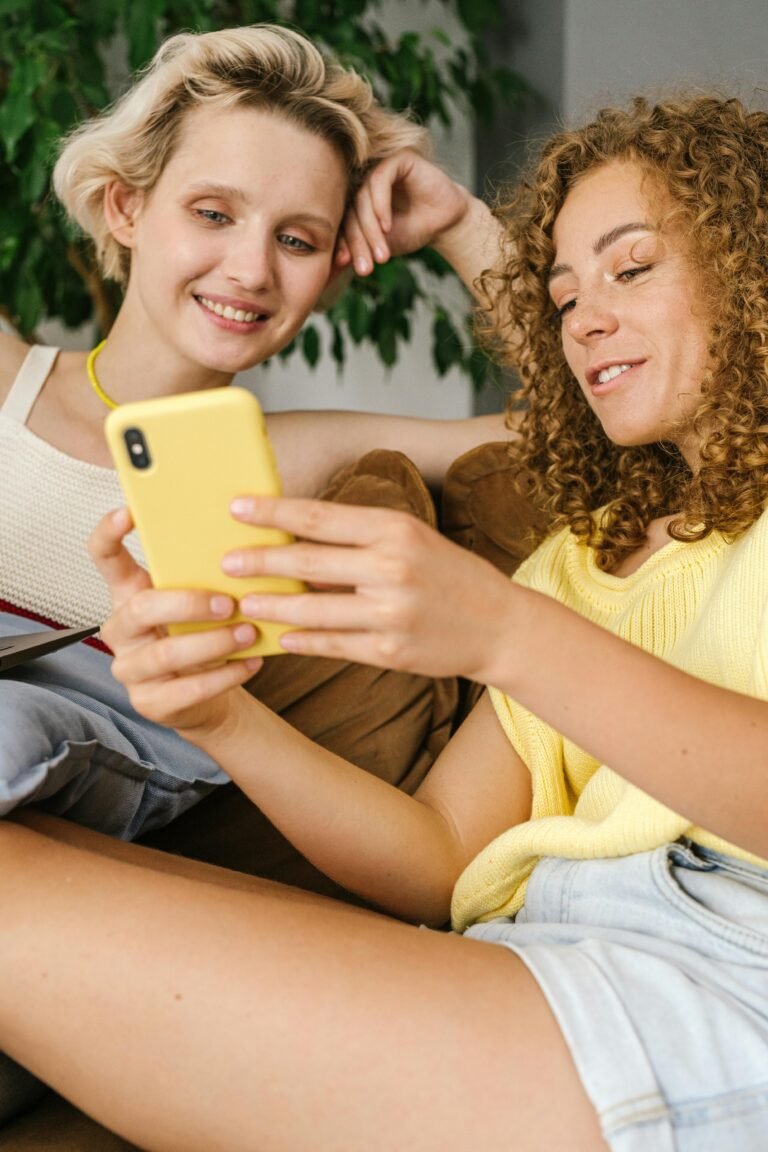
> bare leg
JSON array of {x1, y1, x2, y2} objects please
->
[{"x1": 0, "y1": 819, "x2": 606, "y2": 1152}]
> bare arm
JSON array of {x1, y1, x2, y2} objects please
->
[
  {"x1": 89, "y1": 510, "x2": 531, "y2": 926},
  {"x1": 267, "y1": 408, "x2": 516, "y2": 497},
  {"x1": 340, "y1": 150, "x2": 502, "y2": 300},
  {"x1": 479, "y1": 585, "x2": 768, "y2": 862},
  {"x1": 223, "y1": 497, "x2": 768, "y2": 862},
  {"x1": 185, "y1": 690, "x2": 530, "y2": 925}
]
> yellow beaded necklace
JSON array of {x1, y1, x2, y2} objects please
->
[{"x1": 86, "y1": 339, "x2": 119, "y2": 410}]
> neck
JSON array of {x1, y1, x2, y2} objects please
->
[{"x1": 92, "y1": 320, "x2": 236, "y2": 405}]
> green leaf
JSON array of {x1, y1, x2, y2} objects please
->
[
  {"x1": 346, "y1": 290, "x2": 369, "y2": 343},
  {"x1": 330, "y1": 321, "x2": 345, "y2": 367},
  {"x1": 0, "y1": 234, "x2": 20, "y2": 271},
  {"x1": 124, "y1": 0, "x2": 167, "y2": 69},
  {"x1": 0, "y1": 92, "x2": 36, "y2": 162},
  {"x1": 301, "y1": 324, "x2": 321, "y2": 368},
  {"x1": 0, "y1": 0, "x2": 29, "y2": 15},
  {"x1": 432, "y1": 311, "x2": 464, "y2": 376},
  {"x1": 14, "y1": 275, "x2": 44, "y2": 335},
  {"x1": 376, "y1": 323, "x2": 398, "y2": 368}
]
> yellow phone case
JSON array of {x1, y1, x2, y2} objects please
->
[{"x1": 105, "y1": 386, "x2": 304, "y2": 658}]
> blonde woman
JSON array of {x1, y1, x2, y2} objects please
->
[{"x1": 0, "y1": 22, "x2": 510, "y2": 1126}]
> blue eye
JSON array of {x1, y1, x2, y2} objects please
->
[
  {"x1": 195, "y1": 208, "x2": 230, "y2": 225},
  {"x1": 278, "y1": 234, "x2": 315, "y2": 253}
]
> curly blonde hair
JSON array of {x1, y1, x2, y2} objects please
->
[
  {"x1": 481, "y1": 94, "x2": 768, "y2": 570},
  {"x1": 53, "y1": 24, "x2": 429, "y2": 283}
]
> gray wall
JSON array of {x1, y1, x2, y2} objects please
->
[
  {"x1": 563, "y1": 0, "x2": 768, "y2": 119},
  {"x1": 472, "y1": 0, "x2": 768, "y2": 411}
]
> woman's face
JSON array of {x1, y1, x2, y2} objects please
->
[
  {"x1": 548, "y1": 161, "x2": 710, "y2": 466},
  {"x1": 113, "y1": 104, "x2": 348, "y2": 377}
]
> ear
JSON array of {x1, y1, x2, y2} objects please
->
[
  {"x1": 103, "y1": 182, "x2": 144, "y2": 249},
  {"x1": 314, "y1": 262, "x2": 355, "y2": 312}
]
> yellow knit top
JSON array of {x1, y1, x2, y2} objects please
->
[{"x1": 451, "y1": 506, "x2": 768, "y2": 933}]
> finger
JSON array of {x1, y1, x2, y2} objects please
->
[
  {"x1": 229, "y1": 494, "x2": 401, "y2": 547},
  {"x1": 112, "y1": 621, "x2": 259, "y2": 686},
  {"x1": 277, "y1": 627, "x2": 408, "y2": 670},
  {"x1": 102, "y1": 587, "x2": 236, "y2": 650},
  {"x1": 341, "y1": 203, "x2": 376, "y2": 276},
  {"x1": 224, "y1": 540, "x2": 389, "y2": 588},
  {"x1": 88, "y1": 508, "x2": 150, "y2": 604},
  {"x1": 130, "y1": 661, "x2": 259, "y2": 725},
  {"x1": 364, "y1": 159, "x2": 403, "y2": 233},
  {"x1": 238, "y1": 591, "x2": 392, "y2": 632},
  {"x1": 351, "y1": 183, "x2": 391, "y2": 262}
]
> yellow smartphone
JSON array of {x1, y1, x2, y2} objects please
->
[{"x1": 105, "y1": 386, "x2": 304, "y2": 658}]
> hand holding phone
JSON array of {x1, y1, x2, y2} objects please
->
[{"x1": 105, "y1": 386, "x2": 305, "y2": 658}]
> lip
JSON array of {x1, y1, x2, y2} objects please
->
[
  {"x1": 587, "y1": 359, "x2": 645, "y2": 394},
  {"x1": 194, "y1": 293, "x2": 274, "y2": 331}
]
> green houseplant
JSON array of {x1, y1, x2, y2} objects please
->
[{"x1": 0, "y1": 0, "x2": 526, "y2": 385}]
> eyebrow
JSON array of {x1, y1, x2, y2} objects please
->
[
  {"x1": 548, "y1": 221, "x2": 651, "y2": 282},
  {"x1": 185, "y1": 181, "x2": 337, "y2": 235}
]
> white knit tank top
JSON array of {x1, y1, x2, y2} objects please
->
[{"x1": 0, "y1": 345, "x2": 144, "y2": 628}]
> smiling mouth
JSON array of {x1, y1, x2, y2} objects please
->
[
  {"x1": 196, "y1": 295, "x2": 269, "y2": 323},
  {"x1": 597, "y1": 363, "x2": 634, "y2": 385}
]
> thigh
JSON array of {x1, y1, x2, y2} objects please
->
[{"x1": 0, "y1": 819, "x2": 605, "y2": 1152}]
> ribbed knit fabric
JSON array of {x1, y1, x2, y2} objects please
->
[
  {"x1": 0, "y1": 415, "x2": 144, "y2": 629},
  {"x1": 451, "y1": 508, "x2": 768, "y2": 932}
]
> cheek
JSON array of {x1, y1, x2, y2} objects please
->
[
  {"x1": 560, "y1": 329, "x2": 584, "y2": 377},
  {"x1": 289, "y1": 260, "x2": 333, "y2": 309}
]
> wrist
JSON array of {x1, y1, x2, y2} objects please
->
[
  {"x1": 176, "y1": 687, "x2": 252, "y2": 756},
  {"x1": 473, "y1": 580, "x2": 533, "y2": 692},
  {"x1": 431, "y1": 192, "x2": 498, "y2": 279}
]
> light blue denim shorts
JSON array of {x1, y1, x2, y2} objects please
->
[{"x1": 464, "y1": 841, "x2": 768, "y2": 1151}]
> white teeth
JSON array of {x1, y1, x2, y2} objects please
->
[
  {"x1": 198, "y1": 296, "x2": 261, "y2": 323},
  {"x1": 597, "y1": 363, "x2": 633, "y2": 384}
]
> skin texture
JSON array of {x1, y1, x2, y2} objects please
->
[
  {"x1": 5, "y1": 157, "x2": 765, "y2": 1149},
  {"x1": 0, "y1": 109, "x2": 508, "y2": 482},
  {"x1": 550, "y1": 163, "x2": 710, "y2": 466}
]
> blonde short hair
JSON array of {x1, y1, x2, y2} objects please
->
[{"x1": 54, "y1": 24, "x2": 429, "y2": 282}]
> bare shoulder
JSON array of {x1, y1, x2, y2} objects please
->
[{"x1": 0, "y1": 332, "x2": 30, "y2": 403}]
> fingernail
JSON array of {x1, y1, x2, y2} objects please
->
[
  {"x1": 374, "y1": 245, "x2": 389, "y2": 262},
  {"x1": 230, "y1": 497, "x2": 254, "y2": 517},
  {"x1": 239, "y1": 596, "x2": 260, "y2": 616},
  {"x1": 221, "y1": 553, "x2": 244, "y2": 575},
  {"x1": 234, "y1": 623, "x2": 256, "y2": 645},
  {"x1": 210, "y1": 595, "x2": 234, "y2": 617},
  {"x1": 355, "y1": 257, "x2": 371, "y2": 275}
]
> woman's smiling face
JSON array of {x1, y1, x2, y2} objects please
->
[
  {"x1": 111, "y1": 104, "x2": 348, "y2": 378},
  {"x1": 549, "y1": 161, "x2": 711, "y2": 466}
]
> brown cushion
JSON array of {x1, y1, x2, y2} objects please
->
[{"x1": 441, "y1": 441, "x2": 543, "y2": 575}]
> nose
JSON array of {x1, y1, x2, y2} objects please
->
[
  {"x1": 564, "y1": 287, "x2": 619, "y2": 344},
  {"x1": 221, "y1": 228, "x2": 276, "y2": 292}
]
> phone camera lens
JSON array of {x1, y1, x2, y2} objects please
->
[{"x1": 124, "y1": 427, "x2": 152, "y2": 470}]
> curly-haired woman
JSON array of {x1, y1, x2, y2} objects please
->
[{"x1": 5, "y1": 92, "x2": 768, "y2": 1151}]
